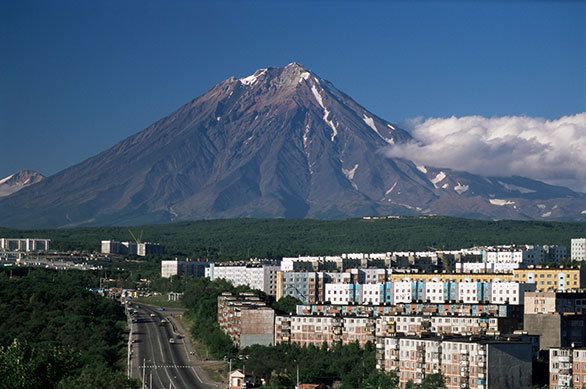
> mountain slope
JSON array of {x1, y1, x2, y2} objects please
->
[
  {"x1": 0, "y1": 63, "x2": 584, "y2": 228},
  {"x1": 0, "y1": 170, "x2": 44, "y2": 198}
]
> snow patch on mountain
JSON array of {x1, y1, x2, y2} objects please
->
[
  {"x1": 299, "y1": 72, "x2": 310, "y2": 82},
  {"x1": 489, "y1": 199, "x2": 515, "y2": 206},
  {"x1": 416, "y1": 165, "x2": 427, "y2": 174},
  {"x1": 0, "y1": 174, "x2": 14, "y2": 185},
  {"x1": 498, "y1": 181, "x2": 536, "y2": 194},
  {"x1": 342, "y1": 164, "x2": 359, "y2": 181},
  {"x1": 454, "y1": 182, "x2": 469, "y2": 195},
  {"x1": 311, "y1": 85, "x2": 337, "y2": 141},
  {"x1": 362, "y1": 114, "x2": 394, "y2": 144},
  {"x1": 387, "y1": 124, "x2": 396, "y2": 130},
  {"x1": 541, "y1": 211, "x2": 552, "y2": 217},
  {"x1": 240, "y1": 69, "x2": 267, "y2": 85},
  {"x1": 430, "y1": 171, "x2": 446, "y2": 188},
  {"x1": 385, "y1": 182, "x2": 398, "y2": 196}
]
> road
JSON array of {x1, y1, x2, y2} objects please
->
[{"x1": 128, "y1": 305, "x2": 223, "y2": 389}]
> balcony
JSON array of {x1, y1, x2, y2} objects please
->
[{"x1": 558, "y1": 356, "x2": 571, "y2": 363}]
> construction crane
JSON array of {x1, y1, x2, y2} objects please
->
[{"x1": 128, "y1": 230, "x2": 143, "y2": 244}]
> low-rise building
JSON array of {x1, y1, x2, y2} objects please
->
[{"x1": 218, "y1": 293, "x2": 275, "y2": 348}]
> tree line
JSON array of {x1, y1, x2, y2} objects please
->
[{"x1": 1, "y1": 216, "x2": 584, "y2": 261}]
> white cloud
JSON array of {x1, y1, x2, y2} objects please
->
[{"x1": 384, "y1": 113, "x2": 586, "y2": 193}]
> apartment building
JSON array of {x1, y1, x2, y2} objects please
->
[
  {"x1": 375, "y1": 314, "x2": 517, "y2": 337},
  {"x1": 208, "y1": 262, "x2": 280, "y2": 295},
  {"x1": 550, "y1": 347, "x2": 586, "y2": 389},
  {"x1": 0, "y1": 238, "x2": 50, "y2": 252},
  {"x1": 276, "y1": 314, "x2": 376, "y2": 348},
  {"x1": 513, "y1": 267, "x2": 586, "y2": 291},
  {"x1": 296, "y1": 301, "x2": 522, "y2": 320},
  {"x1": 161, "y1": 259, "x2": 208, "y2": 278},
  {"x1": 376, "y1": 335, "x2": 533, "y2": 389},
  {"x1": 524, "y1": 291, "x2": 586, "y2": 349},
  {"x1": 217, "y1": 293, "x2": 275, "y2": 348},
  {"x1": 572, "y1": 239, "x2": 586, "y2": 262}
]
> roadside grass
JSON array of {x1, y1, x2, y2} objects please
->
[
  {"x1": 131, "y1": 295, "x2": 185, "y2": 309},
  {"x1": 177, "y1": 313, "x2": 228, "y2": 384},
  {"x1": 202, "y1": 362, "x2": 228, "y2": 384},
  {"x1": 177, "y1": 314, "x2": 211, "y2": 360}
]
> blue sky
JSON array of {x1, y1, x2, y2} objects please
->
[{"x1": 1, "y1": 0, "x2": 584, "y2": 184}]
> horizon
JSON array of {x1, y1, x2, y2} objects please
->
[{"x1": 1, "y1": 1, "x2": 585, "y2": 192}]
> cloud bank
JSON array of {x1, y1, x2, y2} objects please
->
[{"x1": 385, "y1": 113, "x2": 586, "y2": 193}]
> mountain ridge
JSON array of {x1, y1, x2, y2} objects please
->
[{"x1": 1, "y1": 63, "x2": 585, "y2": 228}]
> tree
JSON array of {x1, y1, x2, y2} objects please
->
[{"x1": 419, "y1": 373, "x2": 446, "y2": 389}]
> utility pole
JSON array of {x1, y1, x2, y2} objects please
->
[
  {"x1": 228, "y1": 359, "x2": 232, "y2": 389},
  {"x1": 296, "y1": 363, "x2": 299, "y2": 387},
  {"x1": 149, "y1": 372, "x2": 152, "y2": 389},
  {"x1": 142, "y1": 359, "x2": 146, "y2": 389}
]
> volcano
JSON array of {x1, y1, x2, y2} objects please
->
[{"x1": 1, "y1": 63, "x2": 584, "y2": 228}]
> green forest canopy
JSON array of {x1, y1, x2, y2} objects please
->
[{"x1": 1, "y1": 217, "x2": 584, "y2": 261}]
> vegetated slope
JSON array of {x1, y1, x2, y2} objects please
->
[
  {"x1": 1, "y1": 217, "x2": 584, "y2": 260},
  {"x1": 0, "y1": 268, "x2": 137, "y2": 389},
  {"x1": 0, "y1": 63, "x2": 585, "y2": 228}
]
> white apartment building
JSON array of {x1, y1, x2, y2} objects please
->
[
  {"x1": 208, "y1": 263, "x2": 280, "y2": 296},
  {"x1": 361, "y1": 283, "x2": 384, "y2": 305},
  {"x1": 391, "y1": 281, "x2": 413, "y2": 304},
  {"x1": 485, "y1": 246, "x2": 544, "y2": 266},
  {"x1": 489, "y1": 281, "x2": 536, "y2": 305},
  {"x1": 456, "y1": 281, "x2": 481, "y2": 303},
  {"x1": 325, "y1": 283, "x2": 353, "y2": 305},
  {"x1": 423, "y1": 281, "x2": 446, "y2": 303},
  {"x1": 572, "y1": 239, "x2": 586, "y2": 262},
  {"x1": 456, "y1": 262, "x2": 520, "y2": 273},
  {"x1": 0, "y1": 238, "x2": 50, "y2": 252}
]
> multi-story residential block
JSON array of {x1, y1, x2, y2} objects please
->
[
  {"x1": 137, "y1": 242, "x2": 165, "y2": 256},
  {"x1": 513, "y1": 266, "x2": 586, "y2": 291},
  {"x1": 549, "y1": 347, "x2": 586, "y2": 389},
  {"x1": 572, "y1": 239, "x2": 586, "y2": 262},
  {"x1": 0, "y1": 238, "x2": 50, "y2": 252},
  {"x1": 277, "y1": 271, "x2": 327, "y2": 303},
  {"x1": 376, "y1": 335, "x2": 534, "y2": 389},
  {"x1": 208, "y1": 262, "x2": 280, "y2": 295},
  {"x1": 375, "y1": 314, "x2": 517, "y2": 337},
  {"x1": 277, "y1": 314, "x2": 376, "y2": 348},
  {"x1": 524, "y1": 291, "x2": 586, "y2": 349},
  {"x1": 161, "y1": 259, "x2": 209, "y2": 278},
  {"x1": 218, "y1": 293, "x2": 275, "y2": 348},
  {"x1": 296, "y1": 302, "x2": 523, "y2": 320}
]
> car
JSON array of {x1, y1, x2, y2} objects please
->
[
  {"x1": 169, "y1": 338, "x2": 175, "y2": 344},
  {"x1": 150, "y1": 313, "x2": 155, "y2": 317},
  {"x1": 156, "y1": 307, "x2": 165, "y2": 311}
]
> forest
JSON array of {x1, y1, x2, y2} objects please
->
[
  {"x1": 1, "y1": 216, "x2": 584, "y2": 261},
  {"x1": 0, "y1": 268, "x2": 138, "y2": 389}
]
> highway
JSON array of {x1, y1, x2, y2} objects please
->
[{"x1": 128, "y1": 305, "x2": 222, "y2": 389}]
